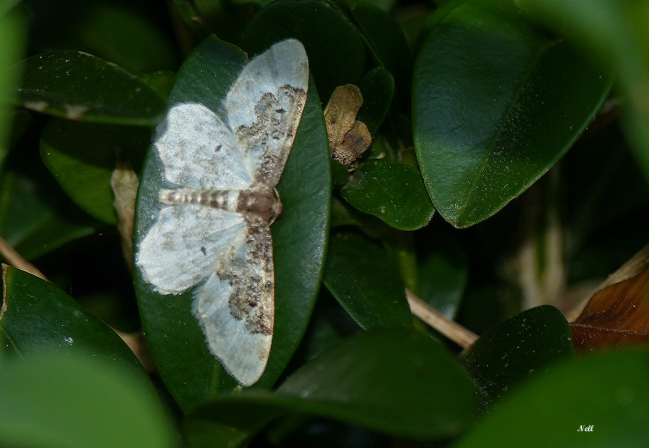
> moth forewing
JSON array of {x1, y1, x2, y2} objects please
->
[
  {"x1": 226, "y1": 39, "x2": 309, "y2": 187},
  {"x1": 135, "y1": 39, "x2": 309, "y2": 387}
]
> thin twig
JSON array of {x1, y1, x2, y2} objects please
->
[
  {"x1": 0, "y1": 235, "x2": 48, "y2": 281},
  {"x1": 406, "y1": 289, "x2": 478, "y2": 349}
]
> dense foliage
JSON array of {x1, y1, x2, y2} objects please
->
[{"x1": 1, "y1": 0, "x2": 649, "y2": 446}]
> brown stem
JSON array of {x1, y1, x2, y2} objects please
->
[
  {"x1": 0, "y1": 235, "x2": 48, "y2": 281},
  {"x1": 406, "y1": 289, "x2": 478, "y2": 349}
]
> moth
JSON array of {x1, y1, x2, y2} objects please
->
[{"x1": 136, "y1": 39, "x2": 309, "y2": 386}]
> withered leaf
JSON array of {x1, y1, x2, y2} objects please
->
[
  {"x1": 111, "y1": 156, "x2": 139, "y2": 274},
  {"x1": 324, "y1": 84, "x2": 371, "y2": 167},
  {"x1": 571, "y1": 247, "x2": 649, "y2": 352}
]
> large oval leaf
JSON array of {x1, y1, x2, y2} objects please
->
[
  {"x1": 184, "y1": 328, "x2": 477, "y2": 446},
  {"x1": 516, "y1": 0, "x2": 649, "y2": 184},
  {"x1": 14, "y1": 51, "x2": 167, "y2": 125},
  {"x1": 0, "y1": 352, "x2": 176, "y2": 448},
  {"x1": 455, "y1": 349, "x2": 649, "y2": 447},
  {"x1": 323, "y1": 230, "x2": 412, "y2": 329},
  {"x1": 413, "y1": 0, "x2": 613, "y2": 227},
  {"x1": 134, "y1": 37, "x2": 330, "y2": 408},
  {"x1": 0, "y1": 266, "x2": 148, "y2": 382}
]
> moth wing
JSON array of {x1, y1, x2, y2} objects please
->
[
  {"x1": 193, "y1": 221, "x2": 274, "y2": 386},
  {"x1": 154, "y1": 102, "x2": 254, "y2": 190},
  {"x1": 137, "y1": 206, "x2": 248, "y2": 294},
  {"x1": 226, "y1": 39, "x2": 309, "y2": 187}
]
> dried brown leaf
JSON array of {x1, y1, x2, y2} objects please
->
[
  {"x1": 324, "y1": 84, "x2": 371, "y2": 167},
  {"x1": 571, "y1": 244, "x2": 649, "y2": 352},
  {"x1": 111, "y1": 157, "x2": 139, "y2": 274}
]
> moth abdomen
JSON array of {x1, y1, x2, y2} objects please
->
[{"x1": 159, "y1": 187, "x2": 282, "y2": 224}]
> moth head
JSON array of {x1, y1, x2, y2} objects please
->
[{"x1": 269, "y1": 189, "x2": 283, "y2": 225}]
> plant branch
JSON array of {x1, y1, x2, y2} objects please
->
[
  {"x1": 406, "y1": 289, "x2": 478, "y2": 349},
  {"x1": 0, "y1": 235, "x2": 48, "y2": 281}
]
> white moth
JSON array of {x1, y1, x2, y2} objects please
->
[{"x1": 136, "y1": 39, "x2": 309, "y2": 386}]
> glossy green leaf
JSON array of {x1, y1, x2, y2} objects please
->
[
  {"x1": 134, "y1": 37, "x2": 330, "y2": 408},
  {"x1": 15, "y1": 51, "x2": 167, "y2": 125},
  {"x1": 413, "y1": 0, "x2": 613, "y2": 228},
  {"x1": 323, "y1": 230, "x2": 411, "y2": 329},
  {"x1": 455, "y1": 349, "x2": 649, "y2": 447},
  {"x1": 185, "y1": 328, "x2": 477, "y2": 445},
  {"x1": 341, "y1": 159, "x2": 434, "y2": 230},
  {"x1": 357, "y1": 67, "x2": 395, "y2": 135},
  {"x1": 240, "y1": 0, "x2": 366, "y2": 100},
  {"x1": 419, "y1": 231, "x2": 468, "y2": 319},
  {"x1": 516, "y1": 0, "x2": 649, "y2": 183},
  {"x1": 351, "y1": 3, "x2": 412, "y2": 91},
  {"x1": 0, "y1": 149, "x2": 99, "y2": 261},
  {"x1": 461, "y1": 305, "x2": 575, "y2": 412},
  {"x1": 40, "y1": 119, "x2": 150, "y2": 224},
  {"x1": 0, "y1": 266, "x2": 148, "y2": 380},
  {"x1": 0, "y1": 9, "x2": 25, "y2": 163},
  {"x1": 0, "y1": 352, "x2": 177, "y2": 448}
]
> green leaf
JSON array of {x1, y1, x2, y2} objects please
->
[
  {"x1": 0, "y1": 149, "x2": 99, "y2": 261},
  {"x1": 15, "y1": 51, "x2": 167, "y2": 125},
  {"x1": 455, "y1": 349, "x2": 649, "y2": 447},
  {"x1": 0, "y1": 352, "x2": 177, "y2": 448},
  {"x1": 419, "y1": 230, "x2": 468, "y2": 319},
  {"x1": 185, "y1": 328, "x2": 477, "y2": 445},
  {"x1": 340, "y1": 159, "x2": 434, "y2": 230},
  {"x1": 0, "y1": 266, "x2": 148, "y2": 380},
  {"x1": 40, "y1": 119, "x2": 150, "y2": 224},
  {"x1": 240, "y1": 0, "x2": 366, "y2": 100},
  {"x1": 134, "y1": 37, "x2": 330, "y2": 408},
  {"x1": 0, "y1": 9, "x2": 25, "y2": 163},
  {"x1": 515, "y1": 0, "x2": 649, "y2": 183},
  {"x1": 323, "y1": 230, "x2": 412, "y2": 329},
  {"x1": 357, "y1": 67, "x2": 395, "y2": 135},
  {"x1": 461, "y1": 306, "x2": 575, "y2": 412},
  {"x1": 413, "y1": 0, "x2": 613, "y2": 227}
]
